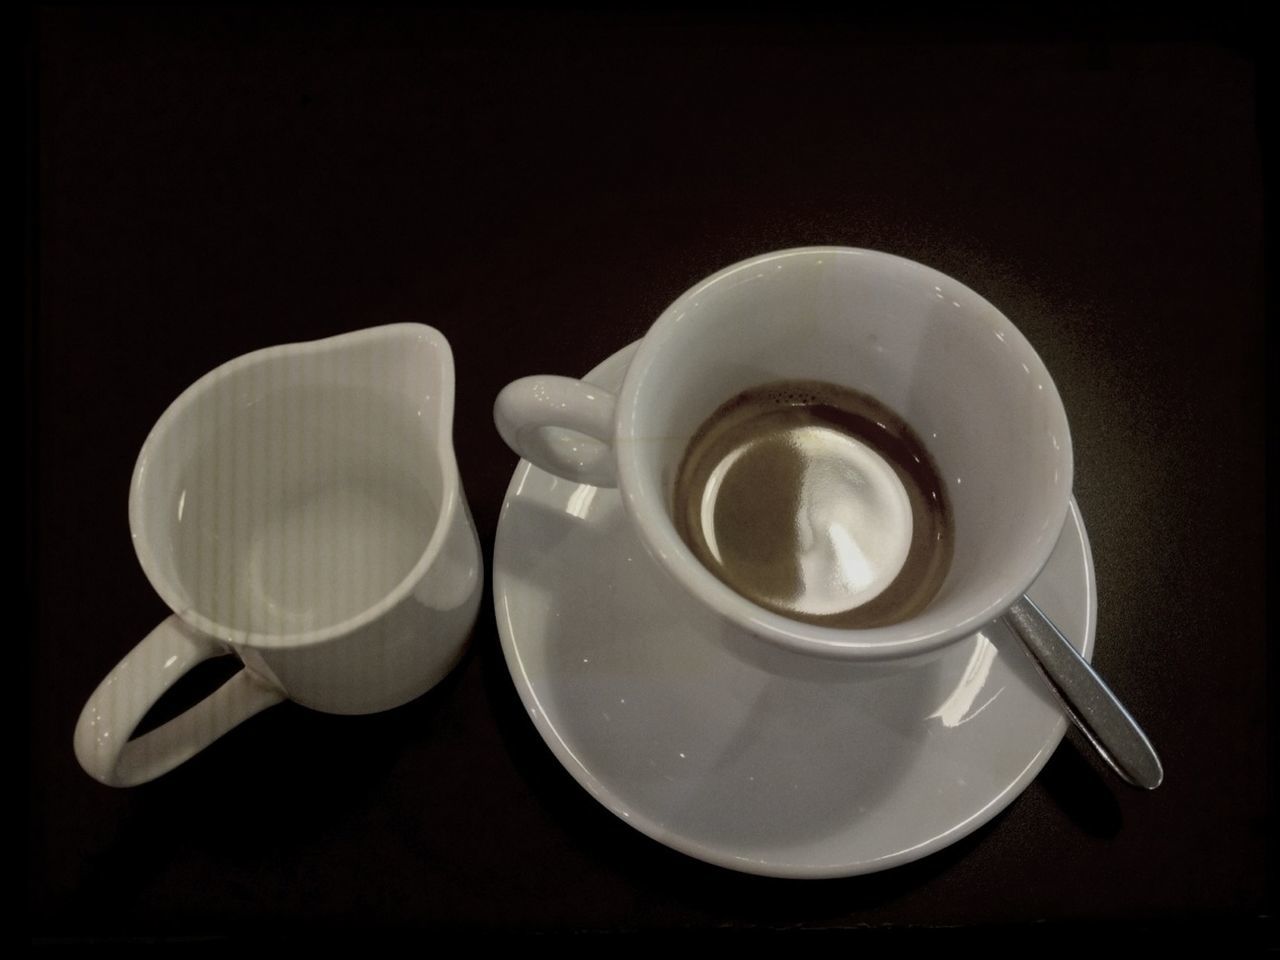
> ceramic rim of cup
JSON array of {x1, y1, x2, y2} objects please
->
[{"x1": 614, "y1": 247, "x2": 1074, "y2": 662}]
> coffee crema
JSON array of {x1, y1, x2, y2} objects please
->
[{"x1": 672, "y1": 380, "x2": 953, "y2": 629}]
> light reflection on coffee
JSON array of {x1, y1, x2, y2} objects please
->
[{"x1": 672, "y1": 380, "x2": 953, "y2": 628}]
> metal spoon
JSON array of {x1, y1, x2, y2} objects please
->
[{"x1": 1002, "y1": 596, "x2": 1163, "y2": 789}]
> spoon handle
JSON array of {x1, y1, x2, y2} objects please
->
[{"x1": 1002, "y1": 596, "x2": 1163, "y2": 790}]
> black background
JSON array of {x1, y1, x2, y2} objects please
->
[{"x1": 29, "y1": 6, "x2": 1266, "y2": 941}]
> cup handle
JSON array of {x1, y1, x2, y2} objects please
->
[
  {"x1": 74, "y1": 616, "x2": 286, "y2": 787},
  {"x1": 493, "y1": 375, "x2": 619, "y2": 487}
]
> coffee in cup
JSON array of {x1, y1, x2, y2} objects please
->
[{"x1": 671, "y1": 379, "x2": 953, "y2": 629}]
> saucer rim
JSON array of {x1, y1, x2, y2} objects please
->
[{"x1": 493, "y1": 341, "x2": 1097, "y2": 879}]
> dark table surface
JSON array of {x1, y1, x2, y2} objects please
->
[{"x1": 29, "y1": 8, "x2": 1266, "y2": 941}]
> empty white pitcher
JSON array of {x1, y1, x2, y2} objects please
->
[{"x1": 75, "y1": 324, "x2": 482, "y2": 786}]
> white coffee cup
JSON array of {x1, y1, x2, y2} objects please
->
[
  {"x1": 75, "y1": 324, "x2": 482, "y2": 787},
  {"x1": 495, "y1": 248, "x2": 1072, "y2": 665}
]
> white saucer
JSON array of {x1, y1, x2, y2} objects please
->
[{"x1": 493, "y1": 342, "x2": 1096, "y2": 879}]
